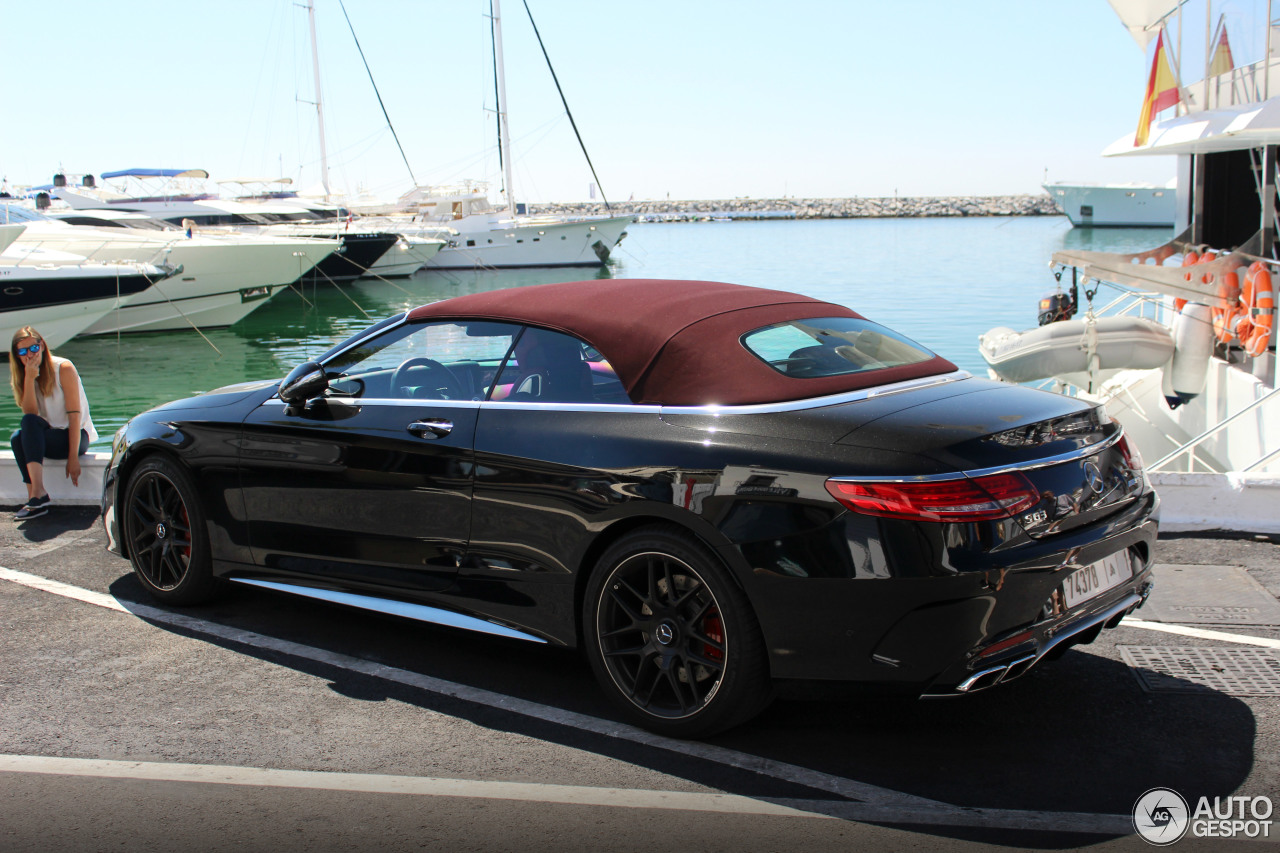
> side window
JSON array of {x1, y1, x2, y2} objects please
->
[
  {"x1": 322, "y1": 320, "x2": 519, "y2": 401},
  {"x1": 491, "y1": 327, "x2": 630, "y2": 404}
]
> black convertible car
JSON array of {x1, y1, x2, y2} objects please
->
[{"x1": 103, "y1": 279, "x2": 1157, "y2": 737}]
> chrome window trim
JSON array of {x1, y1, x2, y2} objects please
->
[
  {"x1": 660, "y1": 370, "x2": 971, "y2": 416},
  {"x1": 481, "y1": 400, "x2": 660, "y2": 414},
  {"x1": 828, "y1": 430, "x2": 1124, "y2": 484},
  {"x1": 261, "y1": 396, "x2": 483, "y2": 410}
]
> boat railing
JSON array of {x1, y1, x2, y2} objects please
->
[
  {"x1": 1148, "y1": 383, "x2": 1280, "y2": 473},
  {"x1": 1090, "y1": 286, "x2": 1169, "y2": 322},
  {"x1": 1, "y1": 236, "x2": 170, "y2": 268}
]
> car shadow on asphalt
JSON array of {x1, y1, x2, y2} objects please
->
[
  {"x1": 106, "y1": 572, "x2": 1259, "y2": 849},
  {"x1": 8, "y1": 504, "x2": 99, "y2": 542}
]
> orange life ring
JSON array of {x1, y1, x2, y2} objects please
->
[
  {"x1": 1212, "y1": 267, "x2": 1242, "y2": 344},
  {"x1": 1238, "y1": 263, "x2": 1275, "y2": 357}
]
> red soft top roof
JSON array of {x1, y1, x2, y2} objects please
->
[{"x1": 407, "y1": 279, "x2": 956, "y2": 406}]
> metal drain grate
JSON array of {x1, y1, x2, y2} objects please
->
[{"x1": 1118, "y1": 646, "x2": 1280, "y2": 696}]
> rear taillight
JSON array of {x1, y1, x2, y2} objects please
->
[
  {"x1": 1116, "y1": 433, "x2": 1144, "y2": 471},
  {"x1": 824, "y1": 472, "x2": 1039, "y2": 522}
]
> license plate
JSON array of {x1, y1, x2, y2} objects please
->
[{"x1": 1062, "y1": 550, "x2": 1132, "y2": 609}]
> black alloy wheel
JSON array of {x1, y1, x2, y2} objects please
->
[
  {"x1": 123, "y1": 456, "x2": 216, "y2": 605},
  {"x1": 584, "y1": 527, "x2": 772, "y2": 738}
]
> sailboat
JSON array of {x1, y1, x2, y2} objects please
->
[{"x1": 355, "y1": 0, "x2": 634, "y2": 269}]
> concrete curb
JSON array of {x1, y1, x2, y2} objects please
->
[
  {"x1": 1149, "y1": 471, "x2": 1280, "y2": 535},
  {"x1": 0, "y1": 450, "x2": 108, "y2": 506}
]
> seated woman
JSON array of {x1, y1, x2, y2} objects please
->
[{"x1": 9, "y1": 327, "x2": 98, "y2": 520}]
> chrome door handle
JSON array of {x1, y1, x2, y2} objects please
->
[{"x1": 407, "y1": 418, "x2": 453, "y2": 438}]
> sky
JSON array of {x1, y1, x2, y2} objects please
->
[{"x1": 1, "y1": 0, "x2": 1184, "y2": 204}]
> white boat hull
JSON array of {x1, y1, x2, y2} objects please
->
[
  {"x1": 45, "y1": 236, "x2": 336, "y2": 335},
  {"x1": 423, "y1": 215, "x2": 632, "y2": 269},
  {"x1": 1044, "y1": 183, "x2": 1176, "y2": 228},
  {"x1": 1, "y1": 294, "x2": 124, "y2": 350},
  {"x1": 364, "y1": 237, "x2": 444, "y2": 277}
]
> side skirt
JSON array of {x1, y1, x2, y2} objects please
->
[{"x1": 229, "y1": 577, "x2": 548, "y2": 644}]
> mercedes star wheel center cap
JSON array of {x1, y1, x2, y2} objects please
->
[
  {"x1": 655, "y1": 622, "x2": 675, "y2": 645},
  {"x1": 156, "y1": 522, "x2": 167, "y2": 540}
]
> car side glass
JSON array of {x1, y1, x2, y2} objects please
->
[
  {"x1": 322, "y1": 320, "x2": 521, "y2": 402},
  {"x1": 493, "y1": 327, "x2": 628, "y2": 404}
]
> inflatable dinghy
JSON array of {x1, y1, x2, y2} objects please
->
[{"x1": 979, "y1": 316, "x2": 1174, "y2": 383}]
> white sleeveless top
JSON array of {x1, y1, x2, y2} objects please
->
[{"x1": 36, "y1": 356, "x2": 98, "y2": 444}]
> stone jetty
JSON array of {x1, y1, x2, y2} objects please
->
[{"x1": 530, "y1": 194, "x2": 1060, "y2": 221}]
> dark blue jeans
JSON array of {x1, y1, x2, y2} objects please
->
[{"x1": 10, "y1": 414, "x2": 89, "y2": 485}]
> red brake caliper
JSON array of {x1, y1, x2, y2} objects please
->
[
  {"x1": 703, "y1": 609, "x2": 724, "y2": 661},
  {"x1": 179, "y1": 505, "x2": 191, "y2": 559}
]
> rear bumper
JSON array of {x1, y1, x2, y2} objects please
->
[
  {"x1": 925, "y1": 572, "x2": 1153, "y2": 696},
  {"x1": 740, "y1": 499, "x2": 1158, "y2": 688}
]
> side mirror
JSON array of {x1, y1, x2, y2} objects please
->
[{"x1": 279, "y1": 361, "x2": 329, "y2": 406}]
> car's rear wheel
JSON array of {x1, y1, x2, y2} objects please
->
[
  {"x1": 123, "y1": 456, "x2": 216, "y2": 605},
  {"x1": 584, "y1": 527, "x2": 772, "y2": 737}
]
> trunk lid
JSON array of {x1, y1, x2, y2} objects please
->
[{"x1": 836, "y1": 383, "x2": 1145, "y2": 537}]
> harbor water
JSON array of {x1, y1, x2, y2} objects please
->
[{"x1": 16, "y1": 216, "x2": 1172, "y2": 450}]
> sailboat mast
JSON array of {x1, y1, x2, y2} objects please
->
[
  {"x1": 492, "y1": 0, "x2": 517, "y2": 215},
  {"x1": 306, "y1": 0, "x2": 331, "y2": 201}
]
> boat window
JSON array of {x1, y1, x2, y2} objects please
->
[
  {"x1": 0, "y1": 204, "x2": 47, "y2": 223},
  {"x1": 742, "y1": 317, "x2": 935, "y2": 378}
]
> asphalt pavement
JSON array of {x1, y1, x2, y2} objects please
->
[{"x1": 1, "y1": 506, "x2": 1276, "y2": 852}]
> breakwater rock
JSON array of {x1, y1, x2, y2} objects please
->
[{"x1": 531, "y1": 194, "x2": 1061, "y2": 221}]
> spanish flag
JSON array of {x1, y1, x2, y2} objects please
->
[
  {"x1": 1210, "y1": 24, "x2": 1234, "y2": 77},
  {"x1": 1135, "y1": 29, "x2": 1181, "y2": 147}
]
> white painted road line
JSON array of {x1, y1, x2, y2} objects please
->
[
  {"x1": 1123, "y1": 617, "x2": 1280, "y2": 649},
  {"x1": 0, "y1": 755, "x2": 824, "y2": 819},
  {"x1": 0, "y1": 565, "x2": 935, "y2": 808},
  {"x1": 1, "y1": 566, "x2": 1144, "y2": 835}
]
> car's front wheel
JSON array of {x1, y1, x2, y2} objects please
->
[
  {"x1": 584, "y1": 526, "x2": 772, "y2": 737},
  {"x1": 123, "y1": 455, "x2": 216, "y2": 605}
]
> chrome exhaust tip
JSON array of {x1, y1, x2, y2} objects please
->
[
  {"x1": 957, "y1": 664, "x2": 1008, "y2": 693},
  {"x1": 999, "y1": 653, "x2": 1039, "y2": 683}
]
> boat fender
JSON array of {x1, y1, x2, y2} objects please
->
[
  {"x1": 1167, "y1": 302, "x2": 1213, "y2": 407},
  {"x1": 1160, "y1": 359, "x2": 1181, "y2": 409},
  {"x1": 1237, "y1": 263, "x2": 1276, "y2": 358},
  {"x1": 1212, "y1": 266, "x2": 1243, "y2": 344}
]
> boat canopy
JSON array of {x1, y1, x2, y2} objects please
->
[
  {"x1": 1105, "y1": 99, "x2": 1280, "y2": 156},
  {"x1": 216, "y1": 177, "x2": 293, "y2": 185},
  {"x1": 100, "y1": 168, "x2": 210, "y2": 179},
  {"x1": 1107, "y1": 0, "x2": 1178, "y2": 51}
]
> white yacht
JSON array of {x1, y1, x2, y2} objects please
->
[
  {"x1": 2, "y1": 204, "x2": 340, "y2": 334},
  {"x1": 386, "y1": 184, "x2": 633, "y2": 270},
  {"x1": 0, "y1": 225, "x2": 168, "y2": 348},
  {"x1": 1044, "y1": 181, "x2": 1177, "y2": 227},
  {"x1": 51, "y1": 170, "x2": 421, "y2": 281},
  {"x1": 988, "y1": 2, "x2": 1279, "y2": 533}
]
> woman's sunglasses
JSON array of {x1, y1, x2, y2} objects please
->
[{"x1": 16, "y1": 343, "x2": 42, "y2": 357}]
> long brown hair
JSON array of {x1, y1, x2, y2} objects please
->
[{"x1": 10, "y1": 326, "x2": 55, "y2": 405}]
